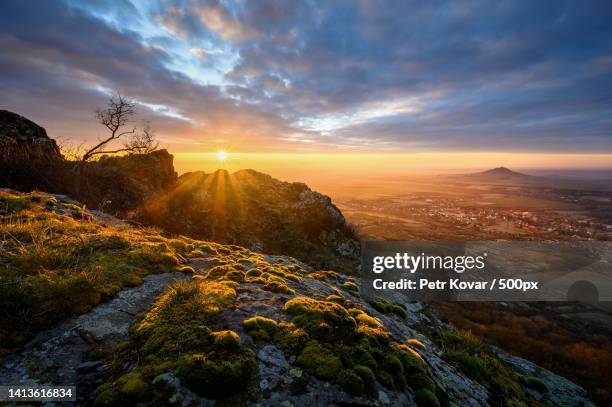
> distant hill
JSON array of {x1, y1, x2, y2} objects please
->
[
  {"x1": 446, "y1": 166, "x2": 540, "y2": 184},
  {"x1": 139, "y1": 169, "x2": 359, "y2": 272},
  {"x1": 462, "y1": 167, "x2": 534, "y2": 181},
  {"x1": 448, "y1": 166, "x2": 612, "y2": 190}
]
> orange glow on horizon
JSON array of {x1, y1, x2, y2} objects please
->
[{"x1": 174, "y1": 152, "x2": 612, "y2": 175}]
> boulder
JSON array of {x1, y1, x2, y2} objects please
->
[{"x1": 0, "y1": 110, "x2": 62, "y2": 162}]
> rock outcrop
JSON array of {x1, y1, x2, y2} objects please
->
[
  {"x1": 0, "y1": 110, "x2": 177, "y2": 214},
  {"x1": 0, "y1": 190, "x2": 594, "y2": 407},
  {"x1": 0, "y1": 110, "x2": 62, "y2": 162},
  {"x1": 139, "y1": 169, "x2": 360, "y2": 272},
  {"x1": 74, "y1": 149, "x2": 177, "y2": 214}
]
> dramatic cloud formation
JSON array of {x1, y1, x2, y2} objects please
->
[{"x1": 0, "y1": 0, "x2": 611, "y2": 153}]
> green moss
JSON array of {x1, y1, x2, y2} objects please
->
[
  {"x1": 284, "y1": 296, "x2": 356, "y2": 337},
  {"x1": 521, "y1": 376, "x2": 548, "y2": 393},
  {"x1": 175, "y1": 351, "x2": 257, "y2": 398},
  {"x1": 280, "y1": 296, "x2": 437, "y2": 398},
  {"x1": 274, "y1": 322, "x2": 309, "y2": 352},
  {"x1": 127, "y1": 244, "x2": 180, "y2": 273},
  {"x1": 134, "y1": 280, "x2": 237, "y2": 357},
  {"x1": 95, "y1": 277, "x2": 258, "y2": 401},
  {"x1": 436, "y1": 329, "x2": 527, "y2": 405},
  {"x1": 414, "y1": 388, "x2": 441, "y2": 407},
  {"x1": 369, "y1": 299, "x2": 407, "y2": 318},
  {"x1": 245, "y1": 268, "x2": 262, "y2": 277},
  {"x1": 243, "y1": 316, "x2": 278, "y2": 337},
  {"x1": 354, "y1": 364, "x2": 376, "y2": 392},
  {"x1": 0, "y1": 193, "x2": 30, "y2": 212},
  {"x1": 342, "y1": 280, "x2": 359, "y2": 295},
  {"x1": 225, "y1": 270, "x2": 245, "y2": 282},
  {"x1": 262, "y1": 280, "x2": 295, "y2": 295},
  {"x1": 325, "y1": 294, "x2": 345, "y2": 304},
  {"x1": 297, "y1": 340, "x2": 343, "y2": 380},
  {"x1": 93, "y1": 388, "x2": 119, "y2": 407},
  {"x1": 310, "y1": 270, "x2": 339, "y2": 281},
  {"x1": 118, "y1": 372, "x2": 149, "y2": 400},
  {"x1": 178, "y1": 265, "x2": 195, "y2": 274},
  {"x1": 211, "y1": 330, "x2": 241, "y2": 350},
  {"x1": 336, "y1": 369, "x2": 365, "y2": 396},
  {"x1": 205, "y1": 264, "x2": 240, "y2": 280},
  {"x1": 407, "y1": 338, "x2": 426, "y2": 350},
  {"x1": 377, "y1": 370, "x2": 396, "y2": 390}
]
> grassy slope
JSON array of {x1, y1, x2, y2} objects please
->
[
  {"x1": 0, "y1": 190, "x2": 193, "y2": 355},
  {"x1": 0, "y1": 190, "x2": 556, "y2": 406}
]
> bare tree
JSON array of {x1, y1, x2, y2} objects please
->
[
  {"x1": 56, "y1": 137, "x2": 87, "y2": 162},
  {"x1": 81, "y1": 94, "x2": 158, "y2": 162},
  {"x1": 123, "y1": 122, "x2": 159, "y2": 154}
]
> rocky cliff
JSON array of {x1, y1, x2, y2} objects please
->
[
  {"x1": 0, "y1": 110, "x2": 62, "y2": 162},
  {"x1": 74, "y1": 149, "x2": 177, "y2": 214},
  {"x1": 0, "y1": 190, "x2": 593, "y2": 406},
  {"x1": 0, "y1": 110, "x2": 177, "y2": 214},
  {"x1": 139, "y1": 169, "x2": 360, "y2": 272}
]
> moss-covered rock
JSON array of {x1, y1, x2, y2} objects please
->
[
  {"x1": 414, "y1": 388, "x2": 441, "y2": 407},
  {"x1": 336, "y1": 369, "x2": 365, "y2": 396},
  {"x1": 369, "y1": 299, "x2": 407, "y2": 318},
  {"x1": 297, "y1": 340, "x2": 342, "y2": 380},
  {"x1": 175, "y1": 350, "x2": 257, "y2": 398},
  {"x1": 243, "y1": 316, "x2": 278, "y2": 340},
  {"x1": 211, "y1": 330, "x2": 241, "y2": 350}
]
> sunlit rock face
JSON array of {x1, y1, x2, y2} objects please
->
[{"x1": 139, "y1": 169, "x2": 360, "y2": 272}]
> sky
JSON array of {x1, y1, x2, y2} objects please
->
[{"x1": 1, "y1": 0, "x2": 611, "y2": 175}]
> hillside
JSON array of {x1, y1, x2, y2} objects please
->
[
  {"x1": 0, "y1": 190, "x2": 593, "y2": 406},
  {"x1": 0, "y1": 111, "x2": 358, "y2": 272},
  {"x1": 139, "y1": 169, "x2": 359, "y2": 272},
  {"x1": 451, "y1": 167, "x2": 535, "y2": 183}
]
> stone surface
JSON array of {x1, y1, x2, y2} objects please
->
[{"x1": 0, "y1": 110, "x2": 62, "y2": 162}]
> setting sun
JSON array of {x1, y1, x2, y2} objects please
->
[{"x1": 216, "y1": 150, "x2": 228, "y2": 161}]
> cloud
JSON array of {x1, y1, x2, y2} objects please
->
[{"x1": 0, "y1": 0, "x2": 611, "y2": 153}]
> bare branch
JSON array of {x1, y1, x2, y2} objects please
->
[
  {"x1": 123, "y1": 123, "x2": 159, "y2": 155},
  {"x1": 82, "y1": 93, "x2": 137, "y2": 162},
  {"x1": 56, "y1": 137, "x2": 87, "y2": 161}
]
